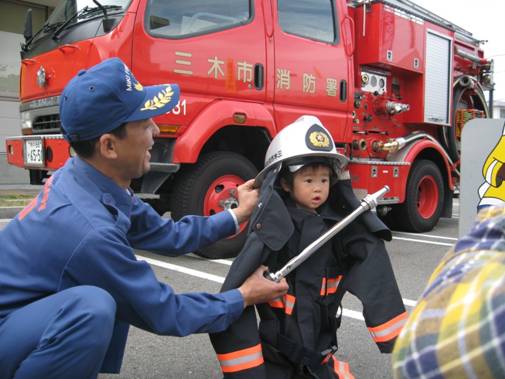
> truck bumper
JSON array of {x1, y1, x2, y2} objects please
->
[
  {"x1": 5, "y1": 135, "x2": 180, "y2": 194},
  {"x1": 6, "y1": 134, "x2": 71, "y2": 171}
]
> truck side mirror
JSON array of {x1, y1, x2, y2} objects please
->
[
  {"x1": 24, "y1": 8, "x2": 33, "y2": 42},
  {"x1": 103, "y1": 18, "x2": 115, "y2": 33},
  {"x1": 149, "y1": 15, "x2": 170, "y2": 30}
]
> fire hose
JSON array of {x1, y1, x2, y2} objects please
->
[{"x1": 264, "y1": 185, "x2": 390, "y2": 282}]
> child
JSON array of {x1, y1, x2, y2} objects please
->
[{"x1": 210, "y1": 116, "x2": 406, "y2": 379}]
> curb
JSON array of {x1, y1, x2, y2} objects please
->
[
  {"x1": 0, "y1": 185, "x2": 42, "y2": 195},
  {"x1": 0, "y1": 185, "x2": 40, "y2": 220},
  {"x1": 0, "y1": 207, "x2": 22, "y2": 219}
]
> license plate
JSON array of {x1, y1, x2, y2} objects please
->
[{"x1": 24, "y1": 139, "x2": 44, "y2": 166}]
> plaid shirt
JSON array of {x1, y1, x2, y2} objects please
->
[{"x1": 392, "y1": 205, "x2": 505, "y2": 379}]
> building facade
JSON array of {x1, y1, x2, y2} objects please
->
[
  {"x1": 492, "y1": 100, "x2": 505, "y2": 119},
  {"x1": 0, "y1": 0, "x2": 55, "y2": 183}
]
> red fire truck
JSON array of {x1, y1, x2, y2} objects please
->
[{"x1": 6, "y1": 0, "x2": 493, "y2": 258}]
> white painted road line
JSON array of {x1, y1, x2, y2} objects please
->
[
  {"x1": 209, "y1": 258, "x2": 232, "y2": 266},
  {"x1": 343, "y1": 308, "x2": 364, "y2": 321},
  {"x1": 392, "y1": 236, "x2": 454, "y2": 247},
  {"x1": 138, "y1": 255, "x2": 224, "y2": 284},
  {"x1": 210, "y1": 258, "x2": 233, "y2": 266},
  {"x1": 393, "y1": 231, "x2": 457, "y2": 241},
  {"x1": 402, "y1": 299, "x2": 417, "y2": 307},
  {"x1": 137, "y1": 254, "x2": 418, "y2": 321}
]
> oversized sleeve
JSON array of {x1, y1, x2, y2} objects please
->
[
  {"x1": 210, "y1": 233, "x2": 271, "y2": 378},
  {"x1": 210, "y1": 168, "x2": 294, "y2": 378},
  {"x1": 62, "y1": 227, "x2": 243, "y2": 336},
  {"x1": 339, "y1": 220, "x2": 407, "y2": 353}
]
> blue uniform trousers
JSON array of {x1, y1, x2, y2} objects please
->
[{"x1": 0, "y1": 286, "x2": 116, "y2": 379}]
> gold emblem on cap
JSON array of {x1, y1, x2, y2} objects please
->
[
  {"x1": 141, "y1": 85, "x2": 174, "y2": 111},
  {"x1": 309, "y1": 131, "x2": 330, "y2": 148},
  {"x1": 134, "y1": 82, "x2": 143, "y2": 91}
]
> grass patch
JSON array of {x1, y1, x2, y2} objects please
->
[{"x1": 0, "y1": 194, "x2": 35, "y2": 207}]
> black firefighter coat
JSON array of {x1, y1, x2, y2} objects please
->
[{"x1": 210, "y1": 167, "x2": 407, "y2": 378}]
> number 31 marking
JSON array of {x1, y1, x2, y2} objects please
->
[{"x1": 169, "y1": 99, "x2": 187, "y2": 116}]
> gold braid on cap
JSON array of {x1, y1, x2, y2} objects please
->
[{"x1": 141, "y1": 85, "x2": 174, "y2": 111}]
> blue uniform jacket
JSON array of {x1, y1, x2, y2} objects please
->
[{"x1": 0, "y1": 157, "x2": 244, "y2": 373}]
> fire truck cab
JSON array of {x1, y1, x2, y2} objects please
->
[{"x1": 6, "y1": 0, "x2": 493, "y2": 258}]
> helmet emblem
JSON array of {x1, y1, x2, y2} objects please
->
[
  {"x1": 309, "y1": 131, "x2": 330, "y2": 148},
  {"x1": 37, "y1": 66, "x2": 47, "y2": 88},
  {"x1": 305, "y1": 124, "x2": 333, "y2": 152}
]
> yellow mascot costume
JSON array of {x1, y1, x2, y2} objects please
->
[{"x1": 478, "y1": 124, "x2": 505, "y2": 209}]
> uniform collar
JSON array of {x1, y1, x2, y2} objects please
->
[
  {"x1": 73, "y1": 156, "x2": 134, "y2": 216},
  {"x1": 284, "y1": 197, "x2": 318, "y2": 229}
]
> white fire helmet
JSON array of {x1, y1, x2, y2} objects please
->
[{"x1": 255, "y1": 115, "x2": 348, "y2": 186}]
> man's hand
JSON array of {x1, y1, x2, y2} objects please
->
[
  {"x1": 238, "y1": 266, "x2": 289, "y2": 308},
  {"x1": 231, "y1": 179, "x2": 259, "y2": 224}
]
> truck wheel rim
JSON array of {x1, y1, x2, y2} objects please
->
[
  {"x1": 203, "y1": 175, "x2": 246, "y2": 235},
  {"x1": 417, "y1": 175, "x2": 438, "y2": 219}
]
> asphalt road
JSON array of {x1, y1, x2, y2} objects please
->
[{"x1": 0, "y1": 203, "x2": 460, "y2": 379}]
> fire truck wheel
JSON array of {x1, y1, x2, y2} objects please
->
[
  {"x1": 392, "y1": 160, "x2": 444, "y2": 232},
  {"x1": 169, "y1": 151, "x2": 258, "y2": 259}
]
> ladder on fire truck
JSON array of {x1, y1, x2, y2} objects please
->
[{"x1": 349, "y1": 0, "x2": 481, "y2": 46}]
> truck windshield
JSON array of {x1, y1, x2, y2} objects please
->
[
  {"x1": 47, "y1": 0, "x2": 129, "y2": 25},
  {"x1": 28, "y1": 0, "x2": 129, "y2": 46}
]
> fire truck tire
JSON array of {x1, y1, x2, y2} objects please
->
[
  {"x1": 169, "y1": 151, "x2": 258, "y2": 259},
  {"x1": 390, "y1": 160, "x2": 444, "y2": 232}
]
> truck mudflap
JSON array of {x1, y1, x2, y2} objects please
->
[{"x1": 6, "y1": 134, "x2": 70, "y2": 171}]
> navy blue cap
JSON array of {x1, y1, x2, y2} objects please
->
[{"x1": 59, "y1": 57, "x2": 180, "y2": 141}]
